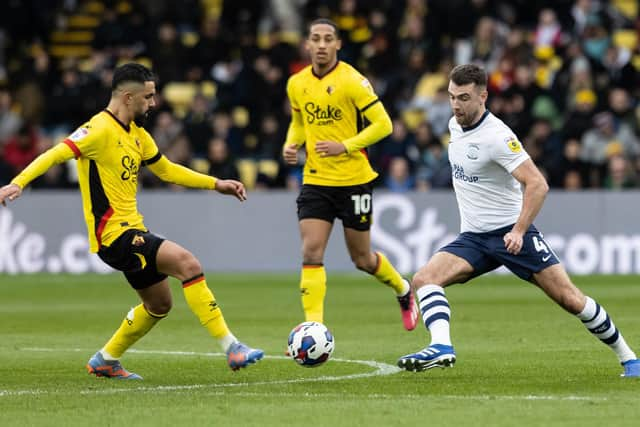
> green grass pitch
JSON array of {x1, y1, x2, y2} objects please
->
[{"x1": 1, "y1": 273, "x2": 638, "y2": 426}]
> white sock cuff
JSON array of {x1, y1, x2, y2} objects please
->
[
  {"x1": 416, "y1": 284, "x2": 445, "y2": 302},
  {"x1": 577, "y1": 296, "x2": 597, "y2": 321},
  {"x1": 100, "y1": 349, "x2": 116, "y2": 361},
  {"x1": 220, "y1": 334, "x2": 238, "y2": 353}
]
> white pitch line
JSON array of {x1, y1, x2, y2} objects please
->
[
  {"x1": 0, "y1": 347, "x2": 400, "y2": 397},
  {"x1": 0, "y1": 348, "x2": 611, "y2": 402}
]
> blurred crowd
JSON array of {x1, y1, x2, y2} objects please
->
[{"x1": 1, "y1": 0, "x2": 640, "y2": 191}]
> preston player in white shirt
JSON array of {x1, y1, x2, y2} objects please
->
[{"x1": 397, "y1": 64, "x2": 639, "y2": 378}]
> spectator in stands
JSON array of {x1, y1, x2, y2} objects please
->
[
  {"x1": 604, "y1": 154, "x2": 637, "y2": 189},
  {"x1": 375, "y1": 118, "x2": 415, "y2": 178},
  {"x1": 92, "y1": 7, "x2": 129, "y2": 52},
  {"x1": 415, "y1": 137, "x2": 451, "y2": 191},
  {"x1": 0, "y1": 143, "x2": 12, "y2": 183},
  {"x1": 182, "y1": 94, "x2": 213, "y2": 156},
  {"x1": 607, "y1": 87, "x2": 636, "y2": 131},
  {"x1": 0, "y1": 1, "x2": 639, "y2": 191},
  {"x1": 385, "y1": 156, "x2": 415, "y2": 193},
  {"x1": 207, "y1": 137, "x2": 239, "y2": 181},
  {"x1": 3, "y1": 124, "x2": 39, "y2": 175},
  {"x1": 564, "y1": 169, "x2": 584, "y2": 190},
  {"x1": 562, "y1": 88, "x2": 597, "y2": 140},
  {"x1": 580, "y1": 111, "x2": 640, "y2": 186},
  {"x1": 46, "y1": 67, "x2": 87, "y2": 133},
  {"x1": 188, "y1": 16, "x2": 231, "y2": 82},
  {"x1": 151, "y1": 111, "x2": 183, "y2": 152},
  {"x1": 255, "y1": 113, "x2": 285, "y2": 160},
  {"x1": 149, "y1": 22, "x2": 188, "y2": 83},
  {"x1": 547, "y1": 138, "x2": 590, "y2": 189},
  {"x1": 534, "y1": 9, "x2": 564, "y2": 50},
  {"x1": 0, "y1": 87, "x2": 21, "y2": 143},
  {"x1": 523, "y1": 118, "x2": 562, "y2": 174}
]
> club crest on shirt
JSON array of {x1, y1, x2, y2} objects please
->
[
  {"x1": 505, "y1": 136, "x2": 522, "y2": 153},
  {"x1": 361, "y1": 78, "x2": 373, "y2": 93},
  {"x1": 69, "y1": 127, "x2": 89, "y2": 142},
  {"x1": 466, "y1": 143, "x2": 480, "y2": 160}
]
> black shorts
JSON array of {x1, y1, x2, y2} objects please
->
[
  {"x1": 97, "y1": 229, "x2": 168, "y2": 290},
  {"x1": 296, "y1": 182, "x2": 374, "y2": 231}
]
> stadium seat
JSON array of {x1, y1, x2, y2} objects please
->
[
  {"x1": 258, "y1": 159, "x2": 279, "y2": 180},
  {"x1": 162, "y1": 82, "x2": 198, "y2": 118},
  {"x1": 613, "y1": 29, "x2": 638, "y2": 50},
  {"x1": 236, "y1": 159, "x2": 258, "y2": 189},
  {"x1": 232, "y1": 106, "x2": 250, "y2": 128},
  {"x1": 200, "y1": 81, "x2": 217, "y2": 100},
  {"x1": 190, "y1": 158, "x2": 210, "y2": 175},
  {"x1": 612, "y1": 0, "x2": 638, "y2": 19}
]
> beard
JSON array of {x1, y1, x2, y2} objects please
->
[{"x1": 134, "y1": 111, "x2": 150, "y2": 127}]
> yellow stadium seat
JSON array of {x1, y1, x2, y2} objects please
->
[
  {"x1": 279, "y1": 30, "x2": 301, "y2": 46},
  {"x1": 67, "y1": 15, "x2": 100, "y2": 28},
  {"x1": 115, "y1": 1, "x2": 133, "y2": 14},
  {"x1": 200, "y1": 81, "x2": 217, "y2": 99},
  {"x1": 401, "y1": 109, "x2": 426, "y2": 131},
  {"x1": 613, "y1": 29, "x2": 638, "y2": 50},
  {"x1": 49, "y1": 45, "x2": 92, "y2": 58},
  {"x1": 83, "y1": 1, "x2": 105, "y2": 14},
  {"x1": 258, "y1": 159, "x2": 279, "y2": 179},
  {"x1": 51, "y1": 31, "x2": 94, "y2": 43},
  {"x1": 236, "y1": 159, "x2": 258, "y2": 189},
  {"x1": 162, "y1": 82, "x2": 197, "y2": 118},
  {"x1": 190, "y1": 158, "x2": 210, "y2": 174},
  {"x1": 181, "y1": 31, "x2": 200, "y2": 47},
  {"x1": 232, "y1": 106, "x2": 250, "y2": 128},
  {"x1": 612, "y1": 0, "x2": 638, "y2": 19}
]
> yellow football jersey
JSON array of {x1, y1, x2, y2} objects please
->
[
  {"x1": 287, "y1": 61, "x2": 384, "y2": 186},
  {"x1": 63, "y1": 110, "x2": 159, "y2": 252}
]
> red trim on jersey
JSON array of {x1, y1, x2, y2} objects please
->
[
  {"x1": 302, "y1": 264, "x2": 324, "y2": 269},
  {"x1": 360, "y1": 148, "x2": 368, "y2": 159},
  {"x1": 95, "y1": 207, "x2": 114, "y2": 247},
  {"x1": 63, "y1": 139, "x2": 81, "y2": 159},
  {"x1": 292, "y1": 107, "x2": 301, "y2": 112},
  {"x1": 182, "y1": 276, "x2": 205, "y2": 288}
]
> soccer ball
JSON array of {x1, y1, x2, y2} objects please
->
[{"x1": 287, "y1": 321, "x2": 334, "y2": 367}]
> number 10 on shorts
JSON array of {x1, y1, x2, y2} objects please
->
[{"x1": 351, "y1": 194, "x2": 371, "y2": 215}]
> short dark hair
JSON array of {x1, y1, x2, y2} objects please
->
[
  {"x1": 449, "y1": 64, "x2": 487, "y2": 87},
  {"x1": 111, "y1": 63, "x2": 155, "y2": 91},
  {"x1": 307, "y1": 18, "x2": 340, "y2": 38}
]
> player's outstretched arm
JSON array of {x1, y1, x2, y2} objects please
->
[
  {"x1": 0, "y1": 183, "x2": 22, "y2": 206},
  {"x1": 147, "y1": 154, "x2": 217, "y2": 189},
  {"x1": 214, "y1": 179, "x2": 247, "y2": 201},
  {"x1": 1, "y1": 142, "x2": 76, "y2": 206},
  {"x1": 148, "y1": 156, "x2": 247, "y2": 201}
]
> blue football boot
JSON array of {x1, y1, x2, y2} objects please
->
[{"x1": 397, "y1": 344, "x2": 456, "y2": 372}]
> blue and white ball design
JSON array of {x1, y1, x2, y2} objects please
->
[{"x1": 287, "y1": 321, "x2": 334, "y2": 367}]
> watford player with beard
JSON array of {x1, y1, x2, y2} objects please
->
[{"x1": 0, "y1": 63, "x2": 263, "y2": 379}]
